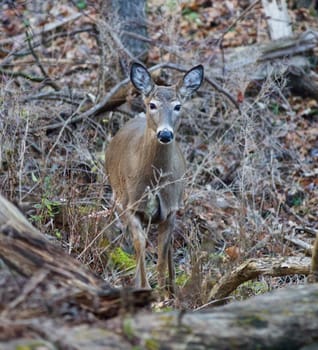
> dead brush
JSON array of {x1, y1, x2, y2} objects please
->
[
  {"x1": 0, "y1": 82, "x2": 43, "y2": 203},
  {"x1": 0, "y1": 79, "x2": 113, "y2": 268},
  {"x1": 171, "y1": 64, "x2": 305, "y2": 305}
]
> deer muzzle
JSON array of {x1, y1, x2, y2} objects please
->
[{"x1": 157, "y1": 128, "x2": 174, "y2": 144}]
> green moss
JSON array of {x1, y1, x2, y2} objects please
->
[
  {"x1": 123, "y1": 317, "x2": 135, "y2": 341},
  {"x1": 78, "y1": 205, "x2": 96, "y2": 216},
  {"x1": 234, "y1": 280, "x2": 268, "y2": 299},
  {"x1": 15, "y1": 340, "x2": 55, "y2": 350},
  {"x1": 18, "y1": 108, "x2": 30, "y2": 120},
  {"x1": 75, "y1": 0, "x2": 87, "y2": 10},
  {"x1": 98, "y1": 237, "x2": 110, "y2": 249},
  {"x1": 153, "y1": 305, "x2": 173, "y2": 312},
  {"x1": 175, "y1": 272, "x2": 189, "y2": 286},
  {"x1": 158, "y1": 314, "x2": 175, "y2": 325},
  {"x1": 182, "y1": 8, "x2": 202, "y2": 25},
  {"x1": 237, "y1": 315, "x2": 268, "y2": 329},
  {"x1": 110, "y1": 247, "x2": 135, "y2": 271},
  {"x1": 145, "y1": 338, "x2": 160, "y2": 350}
]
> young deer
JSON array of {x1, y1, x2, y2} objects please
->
[{"x1": 106, "y1": 63, "x2": 203, "y2": 294}]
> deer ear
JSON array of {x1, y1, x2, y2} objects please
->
[
  {"x1": 179, "y1": 65, "x2": 204, "y2": 98},
  {"x1": 130, "y1": 63, "x2": 155, "y2": 96}
]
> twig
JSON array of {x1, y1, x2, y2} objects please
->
[
  {"x1": 1, "y1": 29, "x2": 62, "y2": 89},
  {"x1": 23, "y1": 90, "x2": 85, "y2": 105},
  {"x1": 4, "y1": 57, "x2": 97, "y2": 67},
  {"x1": 216, "y1": 0, "x2": 261, "y2": 77},
  {"x1": 121, "y1": 30, "x2": 184, "y2": 59},
  {"x1": 0, "y1": 12, "x2": 84, "y2": 68},
  {"x1": 0, "y1": 67, "x2": 44, "y2": 82},
  {"x1": 42, "y1": 77, "x2": 129, "y2": 131},
  {"x1": 25, "y1": 28, "x2": 60, "y2": 91},
  {"x1": 193, "y1": 296, "x2": 234, "y2": 311},
  {"x1": 294, "y1": 227, "x2": 318, "y2": 236},
  {"x1": 281, "y1": 202, "x2": 307, "y2": 225},
  {"x1": 45, "y1": 95, "x2": 89, "y2": 165},
  {"x1": 0, "y1": 12, "x2": 83, "y2": 46},
  {"x1": 1, "y1": 25, "x2": 97, "y2": 66},
  {"x1": 217, "y1": 0, "x2": 261, "y2": 45},
  {"x1": 284, "y1": 235, "x2": 313, "y2": 252}
]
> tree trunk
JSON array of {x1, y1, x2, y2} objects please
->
[
  {"x1": 96, "y1": 0, "x2": 148, "y2": 99},
  {"x1": 111, "y1": 0, "x2": 148, "y2": 59},
  {"x1": 262, "y1": 0, "x2": 293, "y2": 40}
]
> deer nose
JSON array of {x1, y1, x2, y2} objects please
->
[{"x1": 157, "y1": 128, "x2": 174, "y2": 144}]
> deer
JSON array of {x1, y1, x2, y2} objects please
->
[{"x1": 105, "y1": 62, "x2": 204, "y2": 295}]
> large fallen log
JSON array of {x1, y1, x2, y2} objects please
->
[
  {"x1": 130, "y1": 284, "x2": 318, "y2": 350},
  {"x1": 1, "y1": 283, "x2": 318, "y2": 349}
]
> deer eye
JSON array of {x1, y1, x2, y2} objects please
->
[
  {"x1": 174, "y1": 104, "x2": 181, "y2": 111},
  {"x1": 149, "y1": 102, "x2": 157, "y2": 110}
]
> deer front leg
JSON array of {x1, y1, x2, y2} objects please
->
[
  {"x1": 127, "y1": 213, "x2": 151, "y2": 289},
  {"x1": 157, "y1": 212, "x2": 176, "y2": 297}
]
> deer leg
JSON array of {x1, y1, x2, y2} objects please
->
[
  {"x1": 167, "y1": 243, "x2": 176, "y2": 295},
  {"x1": 127, "y1": 213, "x2": 151, "y2": 289},
  {"x1": 157, "y1": 212, "x2": 176, "y2": 296}
]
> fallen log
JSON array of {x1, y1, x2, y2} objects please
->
[
  {"x1": 209, "y1": 255, "x2": 311, "y2": 302},
  {"x1": 1, "y1": 283, "x2": 318, "y2": 349},
  {"x1": 130, "y1": 284, "x2": 318, "y2": 350}
]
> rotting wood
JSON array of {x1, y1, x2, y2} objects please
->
[
  {"x1": 0, "y1": 194, "x2": 154, "y2": 319},
  {"x1": 1, "y1": 285, "x2": 318, "y2": 349},
  {"x1": 131, "y1": 284, "x2": 318, "y2": 350},
  {"x1": 209, "y1": 256, "x2": 311, "y2": 302},
  {"x1": 218, "y1": 31, "x2": 317, "y2": 80}
]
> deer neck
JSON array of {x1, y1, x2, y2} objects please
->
[{"x1": 140, "y1": 126, "x2": 176, "y2": 176}]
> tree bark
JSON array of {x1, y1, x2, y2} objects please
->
[
  {"x1": 2, "y1": 285, "x2": 318, "y2": 349},
  {"x1": 96, "y1": 0, "x2": 148, "y2": 99},
  {"x1": 130, "y1": 285, "x2": 318, "y2": 350},
  {"x1": 111, "y1": 0, "x2": 148, "y2": 59},
  {"x1": 262, "y1": 0, "x2": 293, "y2": 40}
]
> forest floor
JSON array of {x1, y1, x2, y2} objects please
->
[{"x1": 0, "y1": 0, "x2": 318, "y2": 312}]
